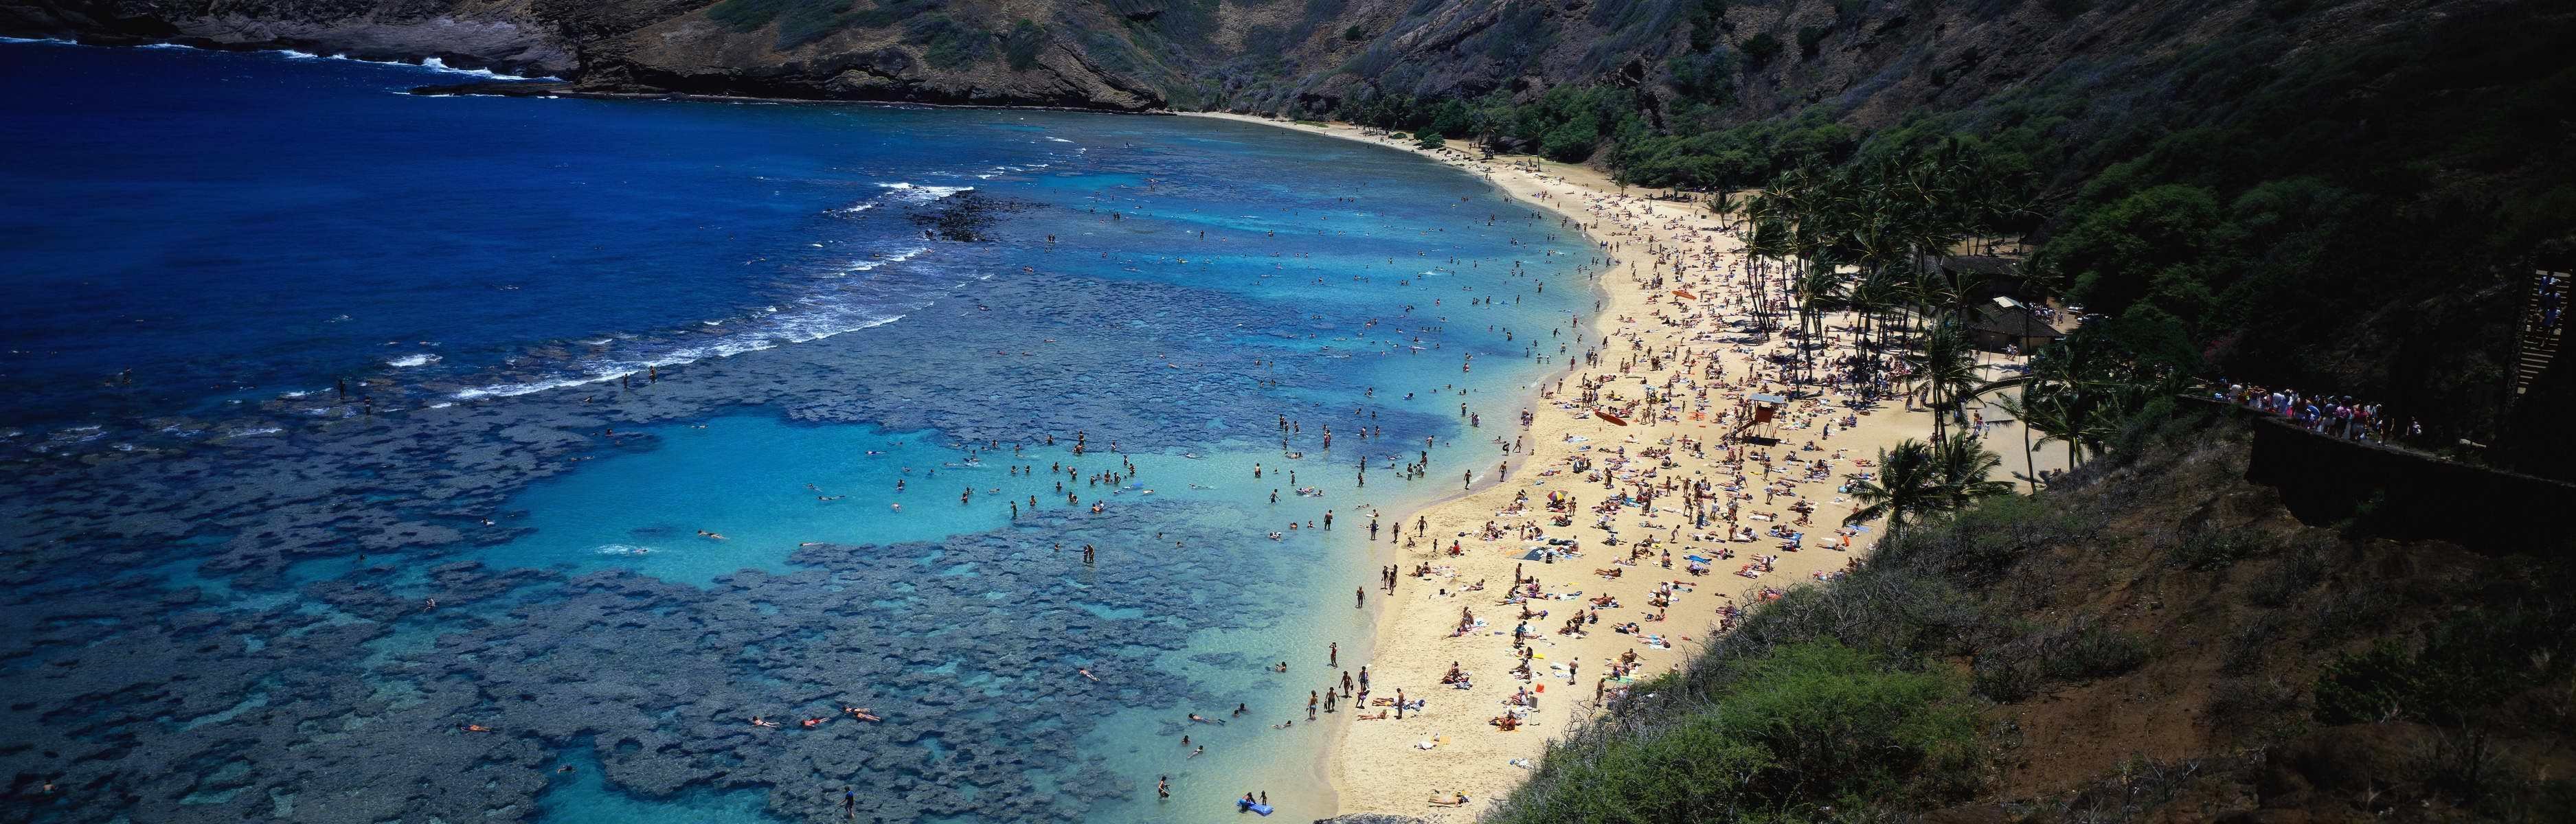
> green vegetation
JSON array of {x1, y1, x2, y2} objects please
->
[
  {"x1": 1484, "y1": 414, "x2": 2576, "y2": 821},
  {"x1": 1739, "y1": 32, "x2": 1781, "y2": 67},
  {"x1": 2314, "y1": 594, "x2": 2573, "y2": 729},
  {"x1": 1491, "y1": 641, "x2": 1979, "y2": 823},
  {"x1": 705, "y1": 0, "x2": 939, "y2": 49},
  {"x1": 907, "y1": 16, "x2": 994, "y2": 69},
  {"x1": 1794, "y1": 25, "x2": 1829, "y2": 58},
  {"x1": 1313, "y1": 6, "x2": 2573, "y2": 448},
  {"x1": 1002, "y1": 19, "x2": 1048, "y2": 71},
  {"x1": 1412, "y1": 128, "x2": 1445, "y2": 150},
  {"x1": 1844, "y1": 434, "x2": 2014, "y2": 542}
]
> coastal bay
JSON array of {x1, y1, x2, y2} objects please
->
[{"x1": 1, "y1": 41, "x2": 1596, "y2": 824}]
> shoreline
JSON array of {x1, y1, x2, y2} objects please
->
[
  {"x1": 1184, "y1": 111, "x2": 1627, "y2": 821},
  {"x1": 1189, "y1": 111, "x2": 1981, "y2": 821}
]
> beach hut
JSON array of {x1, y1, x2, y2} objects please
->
[
  {"x1": 1930, "y1": 253, "x2": 2021, "y2": 283},
  {"x1": 1969, "y1": 298, "x2": 2064, "y2": 353}
]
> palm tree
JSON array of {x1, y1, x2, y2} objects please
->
[
  {"x1": 1845, "y1": 435, "x2": 2016, "y2": 544},
  {"x1": 1792, "y1": 266, "x2": 1843, "y2": 386},
  {"x1": 1931, "y1": 433, "x2": 2017, "y2": 507},
  {"x1": 1744, "y1": 211, "x2": 1789, "y2": 332},
  {"x1": 1978, "y1": 341, "x2": 2119, "y2": 479},
  {"x1": 1905, "y1": 321, "x2": 1980, "y2": 439},
  {"x1": 1844, "y1": 439, "x2": 1939, "y2": 540}
]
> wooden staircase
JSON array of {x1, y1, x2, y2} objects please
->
[{"x1": 2515, "y1": 269, "x2": 2566, "y2": 398}]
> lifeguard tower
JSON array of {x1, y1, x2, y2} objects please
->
[{"x1": 1735, "y1": 393, "x2": 1787, "y2": 443}]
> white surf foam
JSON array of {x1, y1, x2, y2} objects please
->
[
  {"x1": 315, "y1": 52, "x2": 557, "y2": 80},
  {"x1": 387, "y1": 354, "x2": 442, "y2": 367},
  {"x1": 875, "y1": 182, "x2": 973, "y2": 203},
  {"x1": 827, "y1": 246, "x2": 931, "y2": 277},
  {"x1": 453, "y1": 313, "x2": 908, "y2": 400}
]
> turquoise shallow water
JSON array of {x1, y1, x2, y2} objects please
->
[{"x1": 0, "y1": 40, "x2": 1596, "y2": 824}]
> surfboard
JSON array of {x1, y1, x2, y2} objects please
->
[{"x1": 1594, "y1": 410, "x2": 1628, "y2": 426}]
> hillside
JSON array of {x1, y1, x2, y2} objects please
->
[
  {"x1": 1480, "y1": 411, "x2": 2576, "y2": 823},
  {"x1": 0, "y1": 0, "x2": 2523, "y2": 119}
]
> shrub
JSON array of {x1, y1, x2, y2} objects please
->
[
  {"x1": 1002, "y1": 19, "x2": 1046, "y2": 71},
  {"x1": 907, "y1": 15, "x2": 994, "y2": 69},
  {"x1": 2247, "y1": 542, "x2": 2327, "y2": 606},
  {"x1": 1740, "y1": 32, "x2": 1783, "y2": 67},
  {"x1": 1973, "y1": 618, "x2": 2149, "y2": 700},
  {"x1": 1490, "y1": 641, "x2": 1980, "y2": 823},
  {"x1": 2314, "y1": 640, "x2": 2414, "y2": 724},
  {"x1": 2167, "y1": 527, "x2": 2266, "y2": 570},
  {"x1": 2053, "y1": 625, "x2": 2151, "y2": 679},
  {"x1": 1797, "y1": 25, "x2": 1831, "y2": 58}
]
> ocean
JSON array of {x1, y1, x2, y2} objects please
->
[{"x1": 0, "y1": 40, "x2": 1595, "y2": 823}]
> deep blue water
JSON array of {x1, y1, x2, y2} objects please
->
[{"x1": 0, "y1": 40, "x2": 1597, "y2": 824}]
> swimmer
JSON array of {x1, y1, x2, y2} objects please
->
[
  {"x1": 462, "y1": 724, "x2": 493, "y2": 733},
  {"x1": 1188, "y1": 746, "x2": 1205, "y2": 759},
  {"x1": 1078, "y1": 667, "x2": 1100, "y2": 681},
  {"x1": 751, "y1": 716, "x2": 780, "y2": 729}
]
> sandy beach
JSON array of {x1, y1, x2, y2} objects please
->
[{"x1": 1191, "y1": 111, "x2": 2069, "y2": 820}]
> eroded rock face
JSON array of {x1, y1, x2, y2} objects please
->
[
  {"x1": 0, "y1": 0, "x2": 576, "y2": 75},
  {"x1": 3, "y1": 0, "x2": 2492, "y2": 126}
]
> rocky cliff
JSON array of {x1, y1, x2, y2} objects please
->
[{"x1": 0, "y1": 0, "x2": 2504, "y2": 122}]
